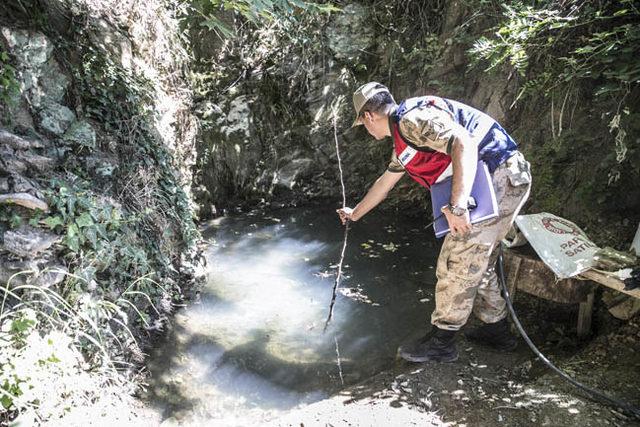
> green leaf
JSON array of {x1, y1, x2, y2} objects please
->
[
  {"x1": 200, "y1": 18, "x2": 235, "y2": 38},
  {"x1": 67, "y1": 223, "x2": 79, "y2": 237},
  {"x1": 76, "y1": 212, "x2": 94, "y2": 228},
  {"x1": 83, "y1": 226, "x2": 98, "y2": 249},
  {"x1": 42, "y1": 216, "x2": 64, "y2": 229},
  {"x1": 10, "y1": 317, "x2": 36, "y2": 334},
  {"x1": 65, "y1": 223, "x2": 81, "y2": 252},
  {"x1": 46, "y1": 354, "x2": 61, "y2": 363}
]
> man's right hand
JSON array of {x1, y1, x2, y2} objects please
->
[{"x1": 336, "y1": 207, "x2": 354, "y2": 225}]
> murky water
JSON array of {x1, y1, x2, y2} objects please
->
[{"x1": 146, "y1": 206, "x2": 442, "y2": 426}]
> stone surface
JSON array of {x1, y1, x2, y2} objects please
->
[
  {"x1": 0, "y1": 129, "x2": 35, "y2": 150},
  {"x1": 62, "y1": 120, "x2": 97, "y2": 149},
  {"x1": 31, "y1": 264, "x2": 67, "y2": 288},
  {"x1": 0, "y1": 145, "x2": 27, "y2": 174},
  {"x1": 1, "y1": 27, "x2": 74, "y2": 135},
  {"x1": 0, "y1": 156, "x2": 27, "y2": 175},
  {"x1": 1, "y1": 28, "x2": 52, "y2": 67},
  {"x1": 36, "y1": 58, "x2": 70, "y2": 105},
  {"x1": 1, "y1": 92, "x2": 35, "y2": 131},
  {"x1": 0, "y1": 256, "x2": 67, "y2": 288},
  {"x1": 0, "y1": 192, "x2": 48, "y2": 211},
  {"x1": 326, "y1": 3, "x2": 375, "y2": 61},
  {"x1": 274, "y1": 157, "x2": 313, "y2": 190},
  {"x1": 38, "y1": 100, "x2": 76, "y2": 135},
  {"x1": 84, "y1": 154, "x2": 117, "y2": 178},
  {"x1": 0, "y1": 8, "x2": 203, "y2": 424},
  {"x1": 20, "y1": 152, "x2": 55, "y2": 171},
  {"x1": 1, "y1": 28, "x2": 69, "y2": 110},
  {"x1": 0, "y1": 257, "x2": 30, "y2": 287},
  {"x1": 216, "y1": 96, "x2": 252, "y2": 138},
  {"x1": 8, "y1": 174, "x2": 42, "y2": 197},
  {"x1": 3, "y1": 226, "x2": 59, "y2": 258}
]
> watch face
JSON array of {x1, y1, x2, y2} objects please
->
[{"x1": 452, "y1": 206, "x2": 466, "y2": 216}]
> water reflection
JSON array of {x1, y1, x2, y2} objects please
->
[{"x1": 146, "y1": 206, "x2": 441, "y2": 425}]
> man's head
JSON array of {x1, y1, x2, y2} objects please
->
[{"x1": 352, "y1": 82, "x2": 396, "y2": 140}]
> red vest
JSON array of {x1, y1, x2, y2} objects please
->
[{"x1": 392, "y1": 123, "x2": 451, "y2": 190}]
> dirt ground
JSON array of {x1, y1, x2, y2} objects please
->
[
  {"x1": 39, "y1": 288, "x2": 640, "y2": 427},
  {"x1": 270, "y1": 303, "x2": 640, "y2": 427}
]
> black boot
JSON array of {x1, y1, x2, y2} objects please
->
[
  {"x1": 397, "y1": 327, "x2": 458, "y2": 363},
  {"x1": 464, "y1": 318, "x2": 517, "y2": 351}
]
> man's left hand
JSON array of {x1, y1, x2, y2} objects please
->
[{"x1": 443, "y1": 209, "x2": 472, "y2": 236}]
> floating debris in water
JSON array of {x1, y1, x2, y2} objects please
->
[
  {"x1": 314, "y1": 270, "x2": 332, "y2": 279},
  {"x1": 381, "y1": 242, "x2": 399, "y2": 252},
  {"x1": 338, "y1": 286, "x2": 380, "y2": 306}
]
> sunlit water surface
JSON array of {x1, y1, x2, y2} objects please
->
[{"x1": 146, "y1": 206, "x2": 442, "y2": 425}]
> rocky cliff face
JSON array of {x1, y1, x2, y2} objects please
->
[
  {"x1": 0, "y1": 0, "x2": 201, "y2": 307},
  {"x1": 0, "y1": 0, "x2": 202, "y2": 421},
  {"x1": 193, "y1": 0, "x2": 638, "y2": 245},
  {"x1": 191, "y1": 1, "x2": 512, "y2": 215}
]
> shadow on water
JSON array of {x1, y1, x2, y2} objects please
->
[{"x1": 145, "y1": 205, "x2": 443, "y2": 425}]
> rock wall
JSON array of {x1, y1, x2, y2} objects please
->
[
  {"x1": 0, "y1": 28, "x2": 72, "y2": 289},
  {"x1": 0, "y1": 0, "x2": 202, "y2": 421},
  {"x1": 193, "y1": 2, "x2": 505, "y2": 214},
  {"x1": 0, "y1": 0, "x2": 200, "y2": 301},
  {"x1": 193, "y1": 0, "x2": 638, "y2": 245}
]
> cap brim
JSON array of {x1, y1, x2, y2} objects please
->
[{"x1": 351, "y1": 116, "x2": 362, "y2": 128}]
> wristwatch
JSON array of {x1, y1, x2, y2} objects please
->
[{"x1": 442, "y1": 203, "x2": 468, "y2": 216}]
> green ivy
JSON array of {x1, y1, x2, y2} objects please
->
[{"x1": 0, "y1": 48, "x2": 19, "y2": 104}]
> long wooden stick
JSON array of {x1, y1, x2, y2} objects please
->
[{"x1": 323, "y1": 114, "x2": 350, "y2": 333}]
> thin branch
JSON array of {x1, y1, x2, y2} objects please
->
[{"x1": 323, "y1": 111, "x2": 349, "y2": 333}]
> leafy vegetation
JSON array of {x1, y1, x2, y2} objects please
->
[
  {"x1": 1, "y1": 0, "x2": 200, "y2": 421},
  {"x1": 0, "y1": 48, "x2": 19, "y2": 104},
  {"x1": 185, "y1": 0, "x2": 339, "y2": 37},
  {"x1": 366, "y1": 0, "x2": 447, "y2": 89},
  {"x1": 464, "y1": 0, "x2": 640, "y2": 243},
  {"x1": 468, "y1": 0, "x2": 639, "y2": 165},
  {"x1": 470, "y1": 1, "x2": 639, "y2": 91}
]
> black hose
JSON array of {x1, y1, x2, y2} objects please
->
[{"x1": 497, "y1": 245, "x2": 640, "y2": 419}]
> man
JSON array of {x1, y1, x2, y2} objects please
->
[{"x1": 337, "y1": 82, "x2": 532, "y2": 363}]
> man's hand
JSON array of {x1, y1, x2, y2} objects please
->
[
  {"x1": 443, "y1": 209, "x2": 472, "y2": 236},
  {"x1": 336, "y1": 207, "x2": 354, "y2": 225}
]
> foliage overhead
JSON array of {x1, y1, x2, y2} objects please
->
[
  {"x1": 468, "y1": 0, "x2": 639, "y2": 183},
  {"x1": 469, "y1": 0, "x2": 640, "y2": 98},
  {"x1": 187, "y1": 0, "x2": 340, "y2": 37}
]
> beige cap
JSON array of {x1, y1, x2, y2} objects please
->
[{"x1": 351, "y1": 82, "x2": 391, "y2": 127}]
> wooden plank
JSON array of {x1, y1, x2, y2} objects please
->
[
  {"x1": 504, "y1": 249, "x2": 594, "y2": 303},
  {"x1": 577, "y1": 291, "x2": 594, "y2": 338},
  {"x1": 578, "y1": 269, "x2": 640, "y2": 300},
  {"x1": 506, "y1": 256, "x2": 522, "y2": 301}
]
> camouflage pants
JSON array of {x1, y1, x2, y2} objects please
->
[{"x1": 431, "y1": 151, "x2": 532, "y2": 330}]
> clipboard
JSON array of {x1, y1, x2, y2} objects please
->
[{"x1": 430, "y1": 161, "x2": 499, "y2": 238}]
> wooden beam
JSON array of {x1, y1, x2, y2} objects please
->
[
  {"x1": 577, "y1": 291, "x2": 594, "y2": 338},
  {"x1": 506, "y1": 256, "x2": 522, "y2": 301},
  {"x1": 578, "y1": 269, "x2": 640, "y2": 300}
]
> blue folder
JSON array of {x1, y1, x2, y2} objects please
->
[{"x1": 431, "y1": 161, "x2": 499, "y2": 238}]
